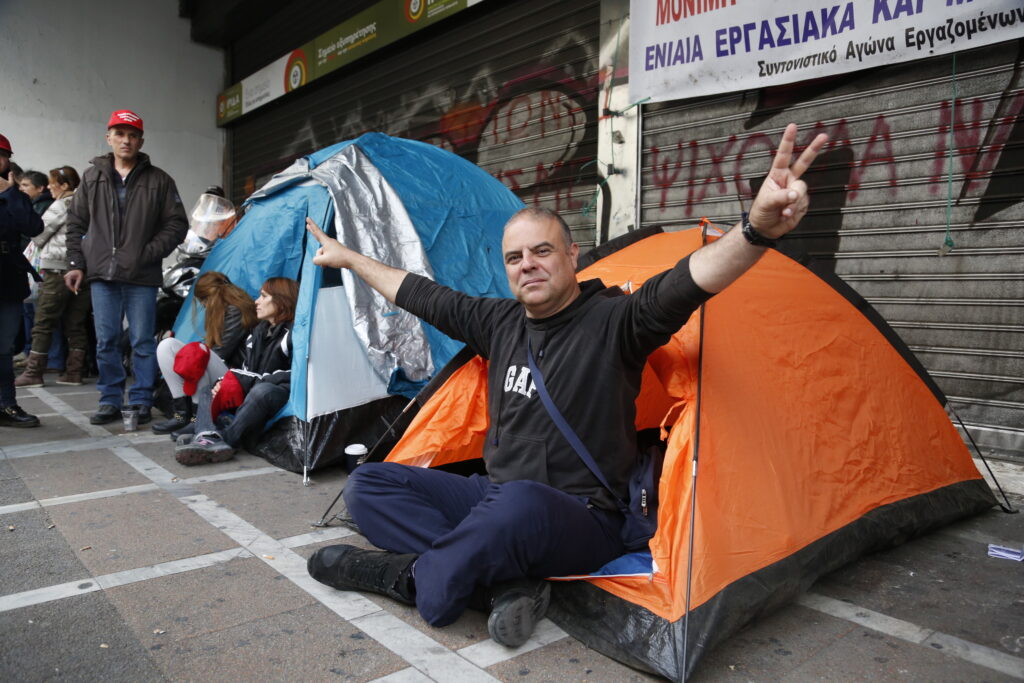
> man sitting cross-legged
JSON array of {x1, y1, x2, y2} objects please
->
[{"x1": 306, "y1": 124, "x2": 827, "y2": 647}]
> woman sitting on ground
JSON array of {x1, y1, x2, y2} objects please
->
[
  {"x1": 174, "y1": 276, "x2": 299, "y2": 465},
  {"x1": 152, "y1": 271, "x2": 257, "y2": 434}
]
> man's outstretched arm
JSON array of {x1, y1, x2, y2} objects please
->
[
  {"x1": 306, "y1": 217, "x2": 409, "y2": 302},
  {"x1": 689, "y1": 123, "x2": 828, "y2": 293}
]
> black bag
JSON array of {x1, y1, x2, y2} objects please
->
[
  {"x1": 528, "y1": 342, "x2": 665, "y2": 551},
  {"x1": 620, "y1": 437, "x2": 666, "y2": 549}
]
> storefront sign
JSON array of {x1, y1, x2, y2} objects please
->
[
  {"x1": 630, "y1": 0, "x2": 1024, "y2": 102},
  {"x1": 217, "y1": 0, "x2": 484, "y2": 125}
]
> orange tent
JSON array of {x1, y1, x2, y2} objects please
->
[{"x1": 385, "y1": 227, "x2": 996, "y2": 679}]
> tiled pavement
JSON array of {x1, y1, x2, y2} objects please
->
[{"x1": 2, "y1": 380, "x2": 1022, "y2": 681}]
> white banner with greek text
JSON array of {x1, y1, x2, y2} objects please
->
[{"x1": 630, "y1": 0, "x2": 1024, "y2": 102}]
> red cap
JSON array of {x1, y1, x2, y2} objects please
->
[
  {"x1": 107, "y1": 110, "x2": 144, "y2": 133},
  {"x1": 0, "y1": 134, "x2": 11, "y2": 155},
  {"x1": 173, "y1": 342, "x2": 211, "y2": 395},
  {"x1": 211, "y1": 371, "x2": 245, "y2": 419}
]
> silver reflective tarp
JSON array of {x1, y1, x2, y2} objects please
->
[{"x1": 309, "y1": 145, "x2": 435, "y2": 384}]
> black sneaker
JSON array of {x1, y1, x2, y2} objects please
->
[
  {"x1": 486, "y1": 579, "x2": 551, "y2": 648},
  {"x1": 307, "y1": 544, "x2": 416, "y2": 605},
  {"x1": 174, "y1": 431, "x2": 236, "y2": 466},
  {"x1": 0, "y1": 405, "x2": 40, "y2": 428},
  {"x1": 89, "y1": 404, "x2": 120, "y2": 425}
]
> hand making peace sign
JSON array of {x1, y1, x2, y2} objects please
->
[{"x1": 747, "y1": 123, "x2": 828, "y2": 240}]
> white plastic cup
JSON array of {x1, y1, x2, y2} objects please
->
[
  {"x1": 344, "y1": 443, "x2": 369, "y2": 467},
  {"x1": 344, "y1": 443, "x2": 368, "y2": 458},
  {"x1": 121, "y1": 408, "x2": 140, "y2": 432}
]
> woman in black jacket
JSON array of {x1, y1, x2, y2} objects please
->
[
  {"x1": 152, "y1": 271, "x2": 258, "y2": 433},
  {"x1": 174, "y1": 277, "x2": 299, "y2": 465}
]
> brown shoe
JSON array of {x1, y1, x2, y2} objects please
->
[
  {"x1": 14, "y1": 351, "x2": 47, "y2": 388},
  {"x1": 56, "y1": 349, "x2": 86, "y2": 386}
]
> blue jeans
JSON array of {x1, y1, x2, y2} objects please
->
[
  {"x1": 0, "y1": 300, "x2": 23, "y2": 407},
  {"x1": 90, "y1": 281, "x2": 158, "y2": 407},
  {"x1": 194, "y1": 380, "x2": 290, "y2": 446}
]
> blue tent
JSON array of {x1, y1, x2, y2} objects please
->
[{"x1": 173, "y1": 133, "x2": 523, "y2": 472}]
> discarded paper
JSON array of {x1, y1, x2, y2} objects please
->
[{"x1": 987, "y1": 544, "x2": 1024, "y2": 561}]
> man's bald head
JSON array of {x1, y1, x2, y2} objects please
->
[{"x1": 504, "y1": 207, "x2": 574, "y2": 249}]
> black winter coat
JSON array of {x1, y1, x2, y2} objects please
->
[
  {"x1": 0, "y1": 186, "x2": 43, "y2": 302},
  {"x1": 66, "y1": 153, "x2": 188, "y2": 286},
  {"x1": 396, "y1": 256, "x2": 711, "y2": 511},
  {"x1": 233, "y1": 321, "x2": 292, "y2": 396}
]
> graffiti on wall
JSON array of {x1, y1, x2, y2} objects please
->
[
  {"x1": 242, "y1": 29, "x2": 601, "y2": 232},
  {"x1": 646, "y1": 41, "x2": 1024, "y2": 254},
  {"x1": 647, "y1": 92, "x2": 1024, "y2": 221}
]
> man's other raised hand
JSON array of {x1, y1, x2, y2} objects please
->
[{"x1": 747, "y1": 123, "x2": 828, "y2": 239}]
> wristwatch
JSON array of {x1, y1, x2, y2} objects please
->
[{"x1": 741, "y1": 212, "x2": 777, "y2": 248}]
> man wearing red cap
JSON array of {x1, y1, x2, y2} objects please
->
[
  {"x1": 0, "y1": 133, "x2": 44, "y2": 427},
  {"x1": 65, "y1": 110, "x2": 188, "y2": 424}
]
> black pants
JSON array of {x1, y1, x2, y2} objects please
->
[
  {"x1": 195, "y1": 381, "x2": 288, "y2": 446},
  {"x1": 344, "y1": 462, "x2": 627, "y2": 626}
]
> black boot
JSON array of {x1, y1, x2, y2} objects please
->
[
  {"x1": 307, "y1": 544, "x2": 416, "y2": 606},
  {"x1": 152, "y1": 396, "x2": 192, "y2": 434},
  {"x1": 484, "y1": 579, "x2": 551, "y2": 648},
  {"x1": 0, "y1": 404, "x2": 41, "y2": 428}
]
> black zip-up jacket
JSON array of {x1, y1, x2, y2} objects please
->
[
  {"x1": 396, "y1": 255, "x2": 712, "y2": 511},
  {"x1": 233, "y1": 321, "x2": 292, "y2": 396},
  {"x1": 210, "y1": 305, "x2": 249, "y2": 370},
  {"x1": 66, "y1": 153, "x2": 187, "y2": 286},
  {"x1": 0, "y1": 186, "x2": 43, "y2": 302}
]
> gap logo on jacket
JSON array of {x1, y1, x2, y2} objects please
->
[{"x1": 503, "y1": 365, "x2": 536, "y2": 399}]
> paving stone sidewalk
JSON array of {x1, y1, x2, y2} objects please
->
[{"x1": 2, "y1": 382, "x2": 1022, "y2": 681}]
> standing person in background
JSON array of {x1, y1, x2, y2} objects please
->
[
  {"x1": 0, "y1": 133, "x2": 43, "y2": 428},
  {"x1": 19, "y1": 171, "x2": 53, "y2": 216},
  {"x1": 151, "y1": 271, "x2": 257, "y2": 434},
  {"x1": 17, "y1": 170, "x2": 56, "y2": 366},
  {"x1": 7, "y1": 162, "x2": 24, "y2": 187},
  {"x1": 15, "y1": 166, "x2": 91, "y2": 388},
  {"x1": 65, "y1": 110, "x2": 188, "y2": 426}
]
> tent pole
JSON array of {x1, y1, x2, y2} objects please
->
[
  {"x1": 681, "y1": 219, "x2": 710, "y2": 680},
  {"x1": 311, "y1": 396, "x2": 420, "y2": 527},
  {"x1": 950, "y1": 407, "x2": 1018, "y2": 514},
  {"x1": 302, "y1": 418, "x2": 312, "y2": 486}
]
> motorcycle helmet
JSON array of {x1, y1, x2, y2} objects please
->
[{"x1": 188, "y1": 191, "x2": 236, "y2": 246}]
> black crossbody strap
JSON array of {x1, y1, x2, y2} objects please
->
[{"x1": 526, "y1": 340, "x2": 628, "y2": 512}]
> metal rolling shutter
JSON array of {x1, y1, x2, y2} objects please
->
[
  {"x1": 639, "y1": 41, "x2": 1024, "y2": 460},
  {"x1": 227, "y1": 0, "x2": 601, "y2": 248}
]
